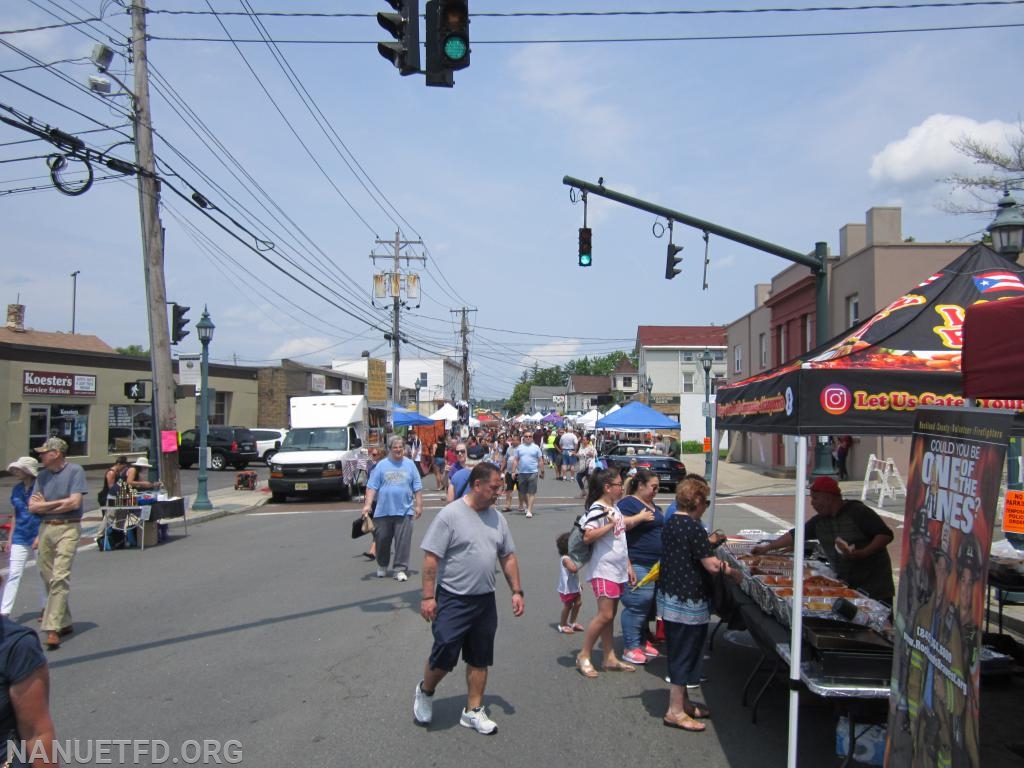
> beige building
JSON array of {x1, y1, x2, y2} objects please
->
[{"x1": 1, "y1": 308, "x2": 258, "y2": 468}]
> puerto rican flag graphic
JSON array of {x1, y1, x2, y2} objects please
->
[{"x1": 973, "y1": 271, "x2": 1024, "y2": 293}]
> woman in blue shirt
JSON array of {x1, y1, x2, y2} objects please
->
[{"x1": 2, "y1": 457, "x2": 44, "y2": 618}]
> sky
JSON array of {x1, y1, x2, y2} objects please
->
[{"x1": 2, "y1": 1, "x2": 1023, "y2": 399}]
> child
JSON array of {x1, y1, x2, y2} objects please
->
[{"x1": 555, "y1": 532, "x2": 584, "y2": 634}]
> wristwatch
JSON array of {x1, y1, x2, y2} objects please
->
[{"x1": 513, "y1": 589, "x2": 524, "y2": 597}]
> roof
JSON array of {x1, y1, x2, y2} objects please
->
[
  {"x1": 529, "y1": 385, "x2": 564, "y2": 398},
  {"x1": 636, "y1": 325, "x2": 727, "y2": 348},
  {"x1": 568, "y1": 375, "x2": 610, "y2": 394},
  {"x1": 0, "y1": 327, "x2": 116, "y2": 354},
  {"x1": 612, "y1": 357, "x2": 637, "y2": 374}
]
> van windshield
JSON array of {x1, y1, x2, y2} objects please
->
[{"x1": 279, "y1": 427, "x2": 349, "y2": 452}]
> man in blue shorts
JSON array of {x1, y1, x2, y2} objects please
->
[{"x1": 413, "y1": 463, "x2": 524, "y2": 734}]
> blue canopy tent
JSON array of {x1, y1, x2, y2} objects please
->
[
  {"x1": 392, "y1": 407, "x2": 437, "y2": 427},
  {"x1": 595, "y1": 401, "x2": 680, "y2": 430}
]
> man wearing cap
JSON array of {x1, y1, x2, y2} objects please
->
[
  {"x1": 751, "y1": 475, "x2": 894, "y2": 603},
  {"x1": 27, "y1": 437, "x2": 88, "y2": 650}
]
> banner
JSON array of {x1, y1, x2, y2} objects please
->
[{"x1": 886, "y1": 406, "x2": 1011, "y2": 767}]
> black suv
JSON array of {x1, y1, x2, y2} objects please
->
[{"x1": 178, "y1": 426, "x2": 258, "y2": 471}]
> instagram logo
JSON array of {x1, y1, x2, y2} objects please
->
[{"x1": 820, "y1": 384, "x2": 851, "y2": 415}]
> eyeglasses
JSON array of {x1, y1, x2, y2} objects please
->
[{"x1": 457, "y1": 449, "x2": 467, "y2": 454}]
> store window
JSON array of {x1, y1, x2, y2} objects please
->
[
  {"x1": 107, "y1": 404, "x2": 152, "y2": 454},
  {"x1": 29, "y1": 404, "x2": 89, "y2": 456},
  {"x1": 682, "y1": 372, "x2": 694, "y2": 393}
]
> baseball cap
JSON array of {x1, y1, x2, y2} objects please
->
[
  {"x1": 34, "y1": 437, "x2": 68, "y2": 454},
  {"x1": 809, "y1": 476, "x2": 841, "y2": 496}
]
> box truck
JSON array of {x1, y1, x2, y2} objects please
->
[{"x1": 268, "y1": 395, "x2": 367, "y2": 502}]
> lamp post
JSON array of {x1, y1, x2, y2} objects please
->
[
  {"x1": 192, "y1": 307, "x2": 215, "y2": 512},
  {"x1": 987, "y1": 190, "x2": 1024, "y2": 549},
  {"x1": 645, "y1": 375, "x2": 653, "y2": 405},
  {"x1": 699, "y1": 347, "x2": 714, "y2": 481}
]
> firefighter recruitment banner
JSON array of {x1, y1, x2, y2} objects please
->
[{"x1": 886, "y1": 406, "x2": 1011, "y2": 768}]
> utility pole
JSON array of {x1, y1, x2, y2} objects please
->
[
  {"x1": 370, "y1": 232, "x2": 424, "y2": 416},
  {"x1": 450, "y1": 307, "x2": 475, "y2": 401},
  {"x1": 131, "y1": 0, "x2": 180, "y2": 496}
]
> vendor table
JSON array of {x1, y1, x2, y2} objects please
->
[{"x1": 100, "y1": 498, "x2": 187, "y2": 551}]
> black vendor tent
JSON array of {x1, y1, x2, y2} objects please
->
[{"x1": 715, "y1": 244, "x2": 1024, "y2": 435}]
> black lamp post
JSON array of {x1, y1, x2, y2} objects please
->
[
  {"x1": 645, "y1": 375, "x2": 653, "y2": 405},
  {"x1": 699, "y1": 347, "x2": 714, "y2": 481},
  {"x1": 193, "y1": 307, "x2": 215, "y2": 511}
]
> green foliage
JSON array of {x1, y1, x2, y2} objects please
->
[
  {"x1": 116, "y1": 344, "x2": 148, "y2": 358},
  {"x1": 505, "y1": 350, "x2": 634, "y2": 414}
]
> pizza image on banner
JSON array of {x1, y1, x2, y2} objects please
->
[{"x1": 886, "y1": 406, "x2": 1011, "y2": 768}]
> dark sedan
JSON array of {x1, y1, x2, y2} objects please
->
[{"x1": 600, "y1": 443, "x2": 686, "y2": 491}]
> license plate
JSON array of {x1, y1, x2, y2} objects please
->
[
  {"x1": 294, "y1": 482, "x2": 309, "y2": 491},
  {"x1": 659, "y1": 475, "x2": 672, "y2": 481}
]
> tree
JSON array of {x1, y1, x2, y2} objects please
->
[
  {"x1": 943, "y1": 119, "x2": 1024, "y2": 214},
  {"x1": 116, "y1": 344, "x2": 148, "y2": 358}
]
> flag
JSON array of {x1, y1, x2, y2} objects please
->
[
  {"x1": 973, "y1": 271, "x2": 1024, "y2": 293},
  {"x1": 917, "y1": 272, "x2": 942, "y2": 288}
]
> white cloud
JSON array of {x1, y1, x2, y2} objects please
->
[
  {"x1": 519, "y1": 340, "x2": 583, "y2": 370},
  {"x1": 269, "y1": 336, "x2": 334, "y2": 361},
  {"x1": 869, "y1": 114, "x2": 1016, "y2": 186}
]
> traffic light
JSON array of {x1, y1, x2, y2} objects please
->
[
  {"x1": 377, "y1": 0, "x2": 421, "y2": 76},
  {"x1": 665, "y1": 242, "x2": 683, "y2": 280},
  {"x1": 171, "y1": 303, "x2": 191, "y2": 345},
  {"x1": 124, "y1": 380, "x2": 146, "y2": 401},
  {"x1": 425, "y1": 0, "x2": 469, "y2": 86},
  {"x1": 578, "y1": 227, "x2": 592, "y2": 267}
]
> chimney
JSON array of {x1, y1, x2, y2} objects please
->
[{"x1": 6, "y1": 304, "x2": 25, "y2": 332}]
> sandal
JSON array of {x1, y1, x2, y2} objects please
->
[
  {"x1": 576, "y1": 656, "x2": 599, "y2": 678},
  {"x1": 571, "y1": 623, "x2": 585, "y2": 632},
  {"x1": 557, "y1": 625, "x2": 575, "y2": 634},
  {"x1": 602, "y1": 659, "x2": 637, "y2": 672},
  {"x1": 663, "y1": 713, "x2": 706, "y2": 732},
  {"x1": 686, "y1": 705, "x2": 711, "y2": 720}
]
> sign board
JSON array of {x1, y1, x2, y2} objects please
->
[
  {"x1": 178, "y1": 354, "x2": 201, "y2": 388},
  {"x1": 1004, "y1": 489, "x2": 1024, "y2": 534},
  {"x1": 310, "y1": 373, "x2": 326, "y2": 393},
  {"x1": 701, "y1": 401, "x2": 712, "y2": 418},
  {"x1": 367, "y1": 358, "x2": 387, "y2": 407},
  {"x1": 23, "y1": 370, "x2": 96, "y2": 397}
]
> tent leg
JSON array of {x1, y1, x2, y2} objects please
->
[{"x1": 788, "y1": 436, "x2": 809, "y2": 768}]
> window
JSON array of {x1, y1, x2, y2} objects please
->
[
  {"x1": 211, "y1": 391, "x2": 230, "y2": 426},
  {"x1": 846, "y1": 294, "x2": 860, "y2": 328},
  {"x1": 681, "y1": 351, "x2": 695, "y2": 362},
  {"x1": 778, "y1": 327, "x2": 787, "y2": 364},
  {"x1": 804, "y1": 314, "x2": 814, "y2": 351},
  {"x1": 623, "y1": 376, "x2": 632, "y2": 388},
  {"x1": 682, "y1": 372, "x2": 694, "y2": 393},
  {"x1": 107, "y1": 404, "x2": 152, "y2": 454},
  {"x1": 713, "y1": 350, "x2": 725, "y2": 361},
  {"x1": 734, "y1": 345, "x2": 743, "y2": 374},
  {"x1": 759, "y1": 333, "x2": 768, "y2": 368},
  {"x1": 30, "y1": 404, "x2": 89, "y2": 456}
]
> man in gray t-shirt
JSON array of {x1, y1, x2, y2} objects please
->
[{"x1": 413, "y1": 464, "x2": 524, "y2": 735}]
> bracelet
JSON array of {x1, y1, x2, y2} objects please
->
[
  {"x1": 422, "y1": 595, "x2": 435, "y2": 600},
  {"x1": 512, "y1": 589, "x2": 524, "y2": 597}
]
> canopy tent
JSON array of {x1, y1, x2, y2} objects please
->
[
  {"x1": 540, "y1": 411, "x2": 563, "y2": 424},
  {"x1": 427, "y1": 403, "x2": 459, "y2": 422},
  {"x1": 963, "y1": 295, "x2": 1024, "y2": 399},
  {"x1": 602, "y1": 403, "x2": 621, "y2": 416},
  {"x1": 716, "y1": 244, "x2": 1024, "y2": 436},
  {"x1": 711, "y1": 242, "x2": 1024, "y2": 768},
  {"x1": 575, "y1": 408, "x2": 601, "y2": 429},
  {"x1": 595, "y1": 400, "x2": 680, "y2": 430},
  {"x1": 392, "y1": 407, "x2": 437, "y2": 427}
]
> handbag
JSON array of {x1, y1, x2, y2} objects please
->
[{"x1": 351, "y1": 515, "x2": 374, "y2": 540}]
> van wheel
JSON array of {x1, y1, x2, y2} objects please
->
[
  {"x1": 271, "y1": 492, "x2": 286, "y2": 503},
  {"x1": 210, "y1": 452, "x2": 227, "y2": 471},
  {"x1": 263, "y1": 450, "x2": 276, "y2": 466}
]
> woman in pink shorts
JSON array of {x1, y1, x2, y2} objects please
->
[{"x1": 576, "y1": 468, "x2": 636, "y2": 678}]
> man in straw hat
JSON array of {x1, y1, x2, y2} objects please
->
[{"x1": 27, "y1": 437, "x2": 88, "y2": 650}]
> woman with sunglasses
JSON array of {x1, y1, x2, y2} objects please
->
[{"x1": 575, "y1": 468, "x2": 637, "y2": 678}]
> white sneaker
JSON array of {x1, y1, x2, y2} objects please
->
[
  {"x1": 413, "y1": 682, "x2": 433, "y2": 725},
  {"x1": 395, "y1": 571, "x2": 408, "y2": 582},
  {"x1": 460, "y1": 706, "x2": 497, "y2": 735},
  {"x1": 376, "y1": 568, "x2": 387, "y2": 578}
]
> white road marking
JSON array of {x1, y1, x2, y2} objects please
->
[{"x1": 724, "y1": 501, "x2": 792, "y2": 530}]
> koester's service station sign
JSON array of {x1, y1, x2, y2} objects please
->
[{"x1": 23, "y1": 370, "x2": 97, "y2": 397}]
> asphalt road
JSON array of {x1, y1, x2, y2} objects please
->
[{"x1": 12, "y1": 475, "x2": 1023, "y2": 767}]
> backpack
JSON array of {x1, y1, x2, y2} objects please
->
[{"x1": 567, "y1": 504, "x2": 610, "y2": 569}]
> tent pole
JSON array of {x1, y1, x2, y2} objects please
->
[{"x1": 788, "y1": 436, "x2": 809, "y2": 768}]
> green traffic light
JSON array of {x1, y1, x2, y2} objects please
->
[
  {"x1": 444, "y1": 35, "x2": 468, "y2": 61},
  {"x1": 579, "y1": 253, "x2": 592, "y2": 267}
]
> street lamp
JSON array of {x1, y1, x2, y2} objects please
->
[
  {"x1": 192, "y1": 307, "x2": 215, "y2": 512},
  {"x1": 988, "y1": 189, "x2": 1024, "y2": 260},
  {"x1": 699, "y1": 347, "x2": 714, "y2": 481},
  {"x1": 645, "y1": 376, "x2": 653, "y2": 405}
]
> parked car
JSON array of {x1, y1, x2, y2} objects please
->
[
  {"x1": 178, "y1": 426, "x2": 259, "y2": 471},
  {"x1": 599, "y1": 443, "x2": 686, "y2": 491},
  {"x1": 251, "y1": 428, "x2": 288, "y2": 465}
]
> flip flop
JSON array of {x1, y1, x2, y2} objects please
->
[
  {"x1": 576, "y1": 656, "x2": 599, "y2": 678},
  {"x1": 602, "y1": 659, "x2": 636, "y2": 672},
  {"x1": 557, "y1": 625, "x2": 575, "y2": 634},
  {"x1": 686, "y1": 705, "x2": 711, "y2": 720},
  {"x1": 663, "y1": 714, "x2": 706, "y2": 732}
]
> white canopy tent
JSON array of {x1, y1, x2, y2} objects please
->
[
  {"x1": 427, "y1": 403, "x2": 459, "y2": 422},
  {"x1": 576, "y1": 408, "x2": 600, "y2": 430}
]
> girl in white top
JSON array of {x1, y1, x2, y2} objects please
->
[
  {"x1": 555, "y1": 532, "x2": 584, "y2": 633},
  {"x1": 576, "y1": 468, "x2": 636, "y2": 678}
]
